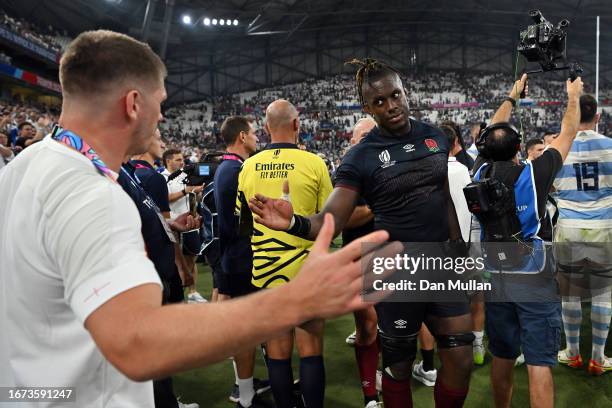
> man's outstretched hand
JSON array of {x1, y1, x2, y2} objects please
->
[
  {"x1": 288, "y1": 213, "x2": 402, "y2": 322},
  {"x1": 248, "y1": 180, "x2": 294, "y2": 231}
]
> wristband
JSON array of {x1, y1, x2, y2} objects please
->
[
  {"x1": 286, "y1": 214, "x2": 311, "y2": 239},
  {"x1": 504, "y1": 97, "x2": 517, "y2": 107},
  {"x1": 288, "y1": 215, "x2": 296, "y2": 229}
]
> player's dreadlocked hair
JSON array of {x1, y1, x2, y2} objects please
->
[{"x1": 345, "y1": 58, "x2": 403, "y2": 106}]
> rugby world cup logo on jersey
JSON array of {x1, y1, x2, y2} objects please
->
[
  {"x1": 379, "y1": 149, "x2": 396, "y2": 168},
  {"x1": 424, "y1": 138, "x2": 439, "y2": 152}
]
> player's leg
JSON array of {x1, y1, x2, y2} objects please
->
[
  {"x1": 266, "y1": 332, "x2": 295, "y2": 408},
  {"x1": 296, "y1": 319, "x2": 325, "y2": 408},
  {"x1": 412, "y1": 324, "x2": 437, "y2": 387},
  {"x1": 589, "y1": 290, "x2": 612, "y2": 374},
  {"x1": 377, "y1": 302, "x2": 424, "y2": 408},
  {"x1": 231, "y1": 278, "x2": 269, "y2": 407},
  {"x1": 559, "y1": 295, "x2": 583, "y2": 366},
  {"x1": 353, "y1": 306, "x2": 380, "y2": 405},
  {"x1": 426, "y1": 305, "x2": 474, "y2": 408},
  {"x1": 470, "y1": 292, "x2": 486, "y2": 365}
]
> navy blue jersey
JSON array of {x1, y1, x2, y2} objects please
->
[
  {"x1": 334, "y1": 119, "x2": 450, "y2": 242},
  {"x1": 213, "y1": 155, "x2": 253, "y2": 275},
  {"x1": 131, "y1": 159, "x2": 171, "y2": 212},
  {"x1": 118, "y1": 162, "x2": 183, "y2": 302}
]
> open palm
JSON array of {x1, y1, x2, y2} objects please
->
[{"x1": 248, "y1": 180, "x2": 294, "y2": 231}]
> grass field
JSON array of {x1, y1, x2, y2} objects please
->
[{"x1": 174, "y1": 265, "x2": 612, "y2": 408}]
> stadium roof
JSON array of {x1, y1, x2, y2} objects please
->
[{"x1": 4, "y1": 0, "x2": 612, "y2": 103}]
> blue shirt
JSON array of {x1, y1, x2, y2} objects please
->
[
  {"x1": 213, "y1": 154, "x2": 253, "y2": 275},
  {"x1": 118, "y1": 161, "x2": 183, "y2": 302}
]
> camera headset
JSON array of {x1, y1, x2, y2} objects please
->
[{"x1": 475, "y1": 122, "x2": 522, "y2": 159}]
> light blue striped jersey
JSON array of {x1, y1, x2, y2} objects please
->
[{"x1": 552, "y1": 130, "x2": 612, "y2": 228}]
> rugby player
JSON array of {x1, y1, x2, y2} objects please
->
[
  {"x1": 238, "y1": 99, "x2": 333, "y2": 408},
  {"x1": 555, "y1": 94, "x2": 612, "y2": 375},
  {"x1": 249, "y1": 59, "x2": 474, "y2": 408}
]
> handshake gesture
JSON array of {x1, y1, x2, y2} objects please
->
[{"x1": 248, "y1": 180, "x2": 294, "y2": 231}]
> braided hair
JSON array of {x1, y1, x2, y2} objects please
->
[{"x1": 345, "y1": 58, "x2": 403, "y2": 106}]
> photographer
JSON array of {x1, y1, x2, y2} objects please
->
[
  {"x1": 166, "y1": 150, "x2": 207, "y2": 303},
  {"x1": 472, "y1": 73, "x2": 583, "y2": 408}
]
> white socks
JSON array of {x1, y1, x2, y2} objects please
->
[
  {"x1": 473, "y1": 330, "x2": 484, "y2": 345},
  {"x1": 238, "y1": 377, "x2": 255, "y2": 407}
]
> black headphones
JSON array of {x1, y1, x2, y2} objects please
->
[{"x1": 476, "y1": 122, "x2": 522, "y2": 159}]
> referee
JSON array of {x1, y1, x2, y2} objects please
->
[{"x1": 238, "y1": 99, "x2": 332, "y2": 408}]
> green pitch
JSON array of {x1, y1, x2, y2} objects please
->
[{"x1": 173, "y1": 265, "x2": 612, "y2": 407}]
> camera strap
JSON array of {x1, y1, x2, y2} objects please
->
[{"x1": 50, "y1": 125, "x2": 117, "y2": 182}]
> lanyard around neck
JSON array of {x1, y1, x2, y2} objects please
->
[
  {"x1": 51, "y1": 125, "x2": 117, "y2": 182},
  {"x1": 222, "y1": 153, "x2": 244, "y2": 163}
]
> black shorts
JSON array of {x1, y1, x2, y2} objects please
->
[
  {"x1": 181, "y1": 230, "x2": 202, "y2": 256},
  {"x1": 218, "y1": 273, "x2": 257, "y2": 297},
  {"x1": 203, "y1": 241, "x2": 224, "y2": 290},
  {"x1": 375, "y1": 301, "x2": 470, "y2": 337}
]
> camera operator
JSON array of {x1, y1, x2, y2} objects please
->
[
  {"x1": 472, "y1": 73, "x2": 583, "y2": 408},
  {"x1": 162, "y1": 148, "x2": 183, "y2": 180},
  {"x1": 166, "y1": 150, "x2": 206, "y2": 303},
  {"x1": 119, "y1": 129, "x2": 198, "y2": 408}
]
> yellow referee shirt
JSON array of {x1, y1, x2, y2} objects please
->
[{"x1": 238, "y1": 143, "x2": 333, "y2": 288}]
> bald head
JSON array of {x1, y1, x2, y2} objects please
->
[
  {"x1": 265, "y1": 99, "x2": 299, "y2": 142},
  {"x1": 351, "y1": 116, "x2": 377, "y2": 145}
]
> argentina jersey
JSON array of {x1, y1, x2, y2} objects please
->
[{"x1": 552, "y1": 130, "x2": 612, "y2": 229}]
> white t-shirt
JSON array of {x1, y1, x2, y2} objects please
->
[
  {"x1": 167, "y1": 173, "x2": 189, "y2": 218},
  {"x1": 0, "y1": 136, "x2": 161, "y2": 407},
  {"x1": 448, "y1": 157, "x2": 472, "y2": 242}
]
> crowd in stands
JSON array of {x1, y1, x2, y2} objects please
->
[
  {"x1": 1, "y1": 72, "x2": 610, "y2": 168},
  {"x1": 0, "y1": 100, "x2": 59, "y2": 153},
  {"x1": 0, "y1": 8, "x2": 69, "y2": 54},
  {"x1": 160, "y1": 72, "x2": 612, "y2": 163}
]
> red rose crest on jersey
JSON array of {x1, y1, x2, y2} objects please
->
[{"x1": 424, "y1": 138, "x2": 439, "y2": 152}]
